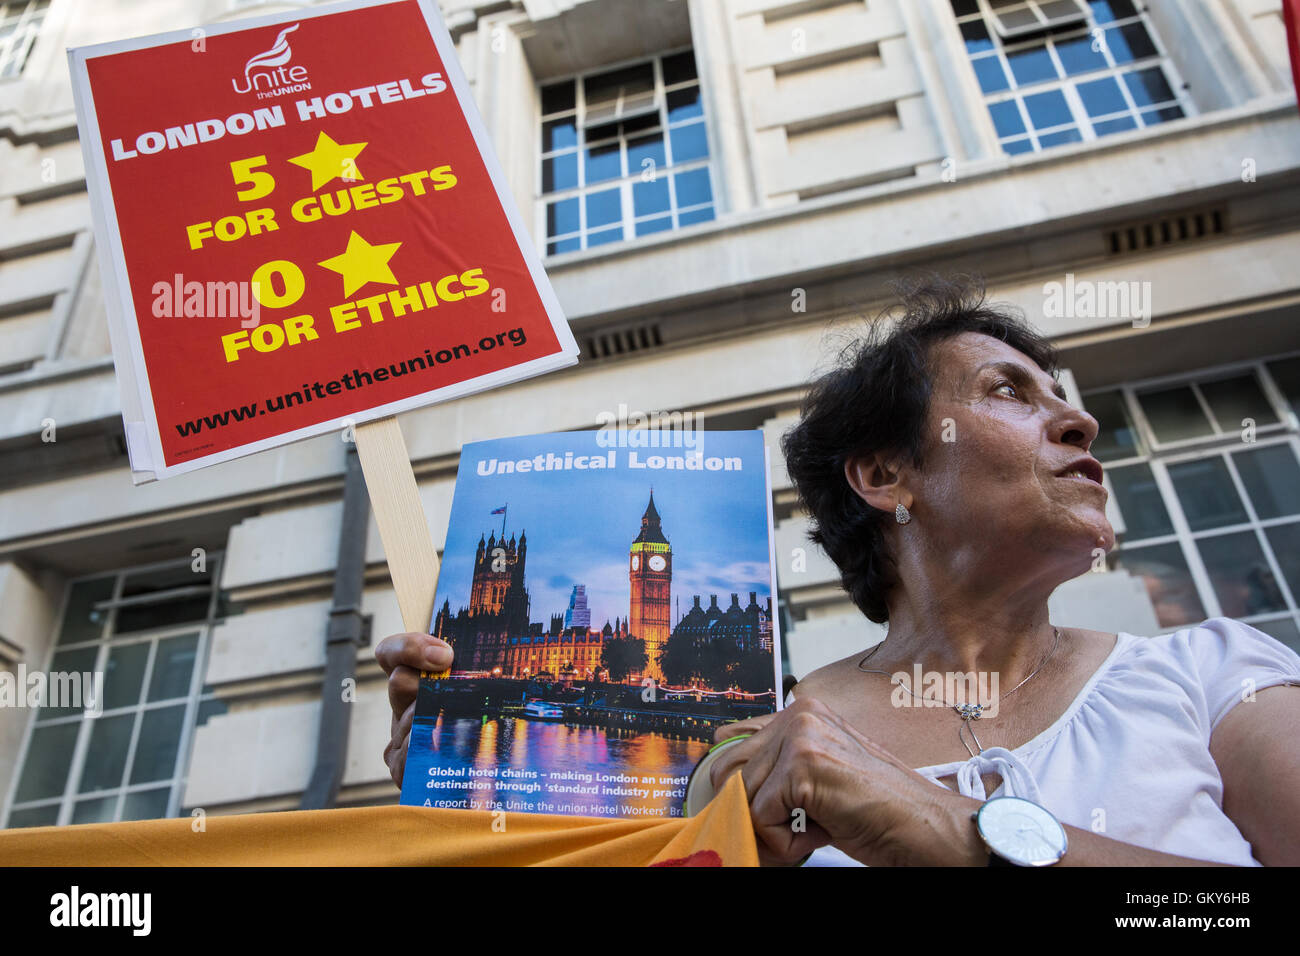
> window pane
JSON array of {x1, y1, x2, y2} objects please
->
[
  {"x1": 542, "y1": 118, "x2": 576, "y2": 152},
  {"x1": 1167, "y1": 457, "x2": 1249, "y2": 531},
  {"x1": 633, "y1": 178, "x2": 670, "y2": 217},
  {"x1": 585, "y1": 62, "x2": 654, "y2": 110},
  {"x1": 669, "y1": 122, "x2": 708, "y2": 163},
  {"x1": 661, "y1": 50, "x2": 698, "y2": 86},
  {"x1": 973, "y1": 56, "x2": 1010, "y2": 93},
  {"x1": 1055, "y1": 35, "x2": 1107, "y2": 75},
  {"x1": 547, "y1": 237, "x2": 581, "y2": 255},
  {"x1": 72, "y1": 796, "x2": 118, "y2": 825},
  {"x1": 1084, "y1": 390, "x2": 1140, "y2": 461},
  {"x1": 1002, "y1": 137, "x2": 1035, "y2": 154},
  {"x1": 584, "y1": 188, "x2": 621, "y2": 229},
  {"x1": 1199, "y1": 375, "x2": 1279, "y2": 432},
  {"x1": 1138, "y1": 384, "x2": 1213, "y2": 442},
  {"x1": 586, "y1": 227, "x2": 624, "y2": 248},
  {"x1": 1007, "y1": 45, "x2": 1058, "y2": 86},
  {"x1": 993, "y1": 3, "x2": 1040, "y2": 33},
  {"x1": 541, "y1": 80, "x2": 575, "y2": 115},
  {"x1": 678, "y1": 207, "x2": 715, "y2": 227},
  {"x1": 122, "y1": 788, "x2": 172, "y2": 821},
  {"x1": 1266, "y1": 356, "x2": 1300, "y2": 419},
  {"x1": 621, "y1": 113, "x2": 660, "y2": 136},
  {"x1": 546, "y1": 197, "x2": 579, "y2": 237},
  {"x1": 14, "y1": 721, "x2": 80, "y2": 802},
  {"x1": 1232, "y1": 445, "x2": 1300, "y2": 520},
  {"x1": 147, "y1": 633, "x2": 199, "y2": 702},
  {"x1": 627, "y1": 134, "x2": 666, "y2": 174},
  {"x1": 584, "y1": 142, "x2": 621, "y2": 184},
  {"x1": 114, "y1": 595, "x2": 210, "y2": 635},
  {"x1": 1093, "y1": 116, "x2": 1138, "y2": 136},
  {"x1": 1264, "y1": 522, "x2": 1300, "y2": 601},
  {"x1": 635, "y1": 216, "x2": 673, "y2": 236},
  {"x1": 1108, "y1": 464, "x2": 1174, "y2": 539},
  {"x1": 56, "y1": 577, "x2": 113, "y2": 646},
  {"x1": 1141, "y1": 105, "x2": 1184, "y2": 125},
  {"x1": 541, "y1": 153, "x2": 577, "y2": 193},
  {"x1": 988, "y1": 100, "x2": 1026, "y2": 137},
  {"x1": 1123, "y1": 67, "x2": 1174, "y2": 106},
  {"x1": 1023, "y1": 89, "x2": 1072, "y2": 129},
  {"x1": 961, "y1": 19, "x2": 995, "y2": 53},
  {"x1": 121, "y1": 561, "x2": 208, "y2": 595},
  {"x1": 114, "y1": 603, "x2": 190, "y2": 636},
  {"x1": 1040, "y1": 0, "x2": 1085, "y2": 20},
  {"x1": 6, "y1": 805, "x2": 60, "y2": 829},
  {"x1": 78, "y1": 713, "x2": 135, "y2": 793},
  {"x1": 1117, "y1": 542, "x2": 1206, "y2": 628},
  {"x1": 586, "y1": 120, "x2": 619, "y2": 143},
  {"x1": 666, "y1": 87, "x2": 703, "y2": 123},
  {"x1": 103, "y1": 642, "x2": 150, "y2": 711},
  {"x1": 130, "y1": 704, "x2": 186, "y2": 785},
  {"x1": 1088, "y1": 0, "x2": 1138, "y2": 23},
  {"x1": 1038, "y1": 128, "x2": 1082, "y2": 147},
  {"x1": 35, "y1": 647, "x2": 99, "y2": 722},
  {"x1": 1105, "y1": 22, "x2": 1157, "y2": 63},
  {"x1": 1076, "y1": 75, "x2": 1127, "y2": 117},
  {"x1": 674, "y1": 168, "x2": 713, "y2": 208},
  {"x1": 1196, "y1": 532, "x2": 1286, "y2": 617}
]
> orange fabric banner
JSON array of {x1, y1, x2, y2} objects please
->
[{"x1": 0, "y1": 772, "x2": 757, "y2": 867}]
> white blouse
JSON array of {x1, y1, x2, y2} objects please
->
[{"x1": 792, "y1": 617, "x2": 1300, "y2": 867}]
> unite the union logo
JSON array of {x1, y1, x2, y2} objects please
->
[{"x1": 230, "y1": 23, "x2": 311, "y2": 98}]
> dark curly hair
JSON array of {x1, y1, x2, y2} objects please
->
[{"x1": 779, "y1": 274, "x2": 1060, "y2": 623}]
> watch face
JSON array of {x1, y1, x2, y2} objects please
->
[
  {"x1": 976, "y1": 796, "x2": 1068, "y2": 866},
  {"x1": 631, "y1": 555, "x2": 639, "y2": 570},
  {"x1": 648, "y1": 555, "x2": 667, "y2": 571}
]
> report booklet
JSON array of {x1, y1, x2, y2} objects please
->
[{"x1": 399, "y1": 428, "x2": 782, "y2": 818}]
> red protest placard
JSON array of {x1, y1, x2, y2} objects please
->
[{"x1": 69, "y1": 0, "x2": 578, "y2": 480}]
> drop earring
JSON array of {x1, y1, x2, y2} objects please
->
[{"x1": 895, "y1": 502, "x2": 911, "y2": 525}]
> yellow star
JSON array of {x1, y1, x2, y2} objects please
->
[
  {"x1": 319, "y1": 231, "x2": 401, "y2": 298},
  {"x1": 288, "y1": 131, "x2": 368, "y2": 191}
]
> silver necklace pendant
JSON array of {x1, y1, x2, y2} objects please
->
[
  {"x1": 858, "y1": 626, "x2": 1063, "y2": 761},
  {"x1": 955, "y1": 703, "x2": 983, "y2": 721}
]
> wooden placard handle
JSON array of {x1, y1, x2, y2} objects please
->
[{"x1": 353, "y1": 416, "x2": 445, "y2": 673}]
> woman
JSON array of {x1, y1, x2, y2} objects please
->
[{"x1": 376, "y1": 276, "x2": 1300, "y2": 866}]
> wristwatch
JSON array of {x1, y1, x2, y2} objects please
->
[{"x1": 972, "y1": 796, "x2": 1068, "y2": 867}]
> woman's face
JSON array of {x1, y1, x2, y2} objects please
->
[{"x1": 905, "y1": 332, "x2": 1114, "y2": 571}]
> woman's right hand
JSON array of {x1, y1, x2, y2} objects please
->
[{"x1": 374, "y1": 632, "x2": 454, "y2": 789}]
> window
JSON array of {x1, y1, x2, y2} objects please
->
[
  {"x1": 539, "y1": 49, "x2": 715, "y2": 255},
  {"x1": 0, "y1": 0, "x2": 47, "y2": 79},
  {"x1": 2, "y1": 557, "x2": 229, "y2": 829},
  {"x1": 952, "y1": 0, "x2": 1190, "y2": 155},
  {"x1": 987, "y1": 0, "x2": 1090, "y2": 38},
  {"x1": 1084, "y1": 355, "x2": 1300, "y2": 649}
]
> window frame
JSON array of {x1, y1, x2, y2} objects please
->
[
  {"x1": 987, "y1": 0, "x2": 1091, "y2": 39},
  {"x1": 536, "y1": 46, "x2": 717, "y2": 256},
  {"x1": 954, "y1": 0, "x2": 1196, "y2": 155},
  {"x1": 1083, "y1": 351, "x2": 1300, "y2": 644},
  {"x1": 2, "y1": 554, "x2": 225, "y2": 829},
  {"x1": 0, "y1": 0, "x2": 48, "y2": 81}
]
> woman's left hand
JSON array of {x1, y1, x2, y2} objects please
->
[{"x1": 708, "y1": 696, "x2": 975, "y2": 866}]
